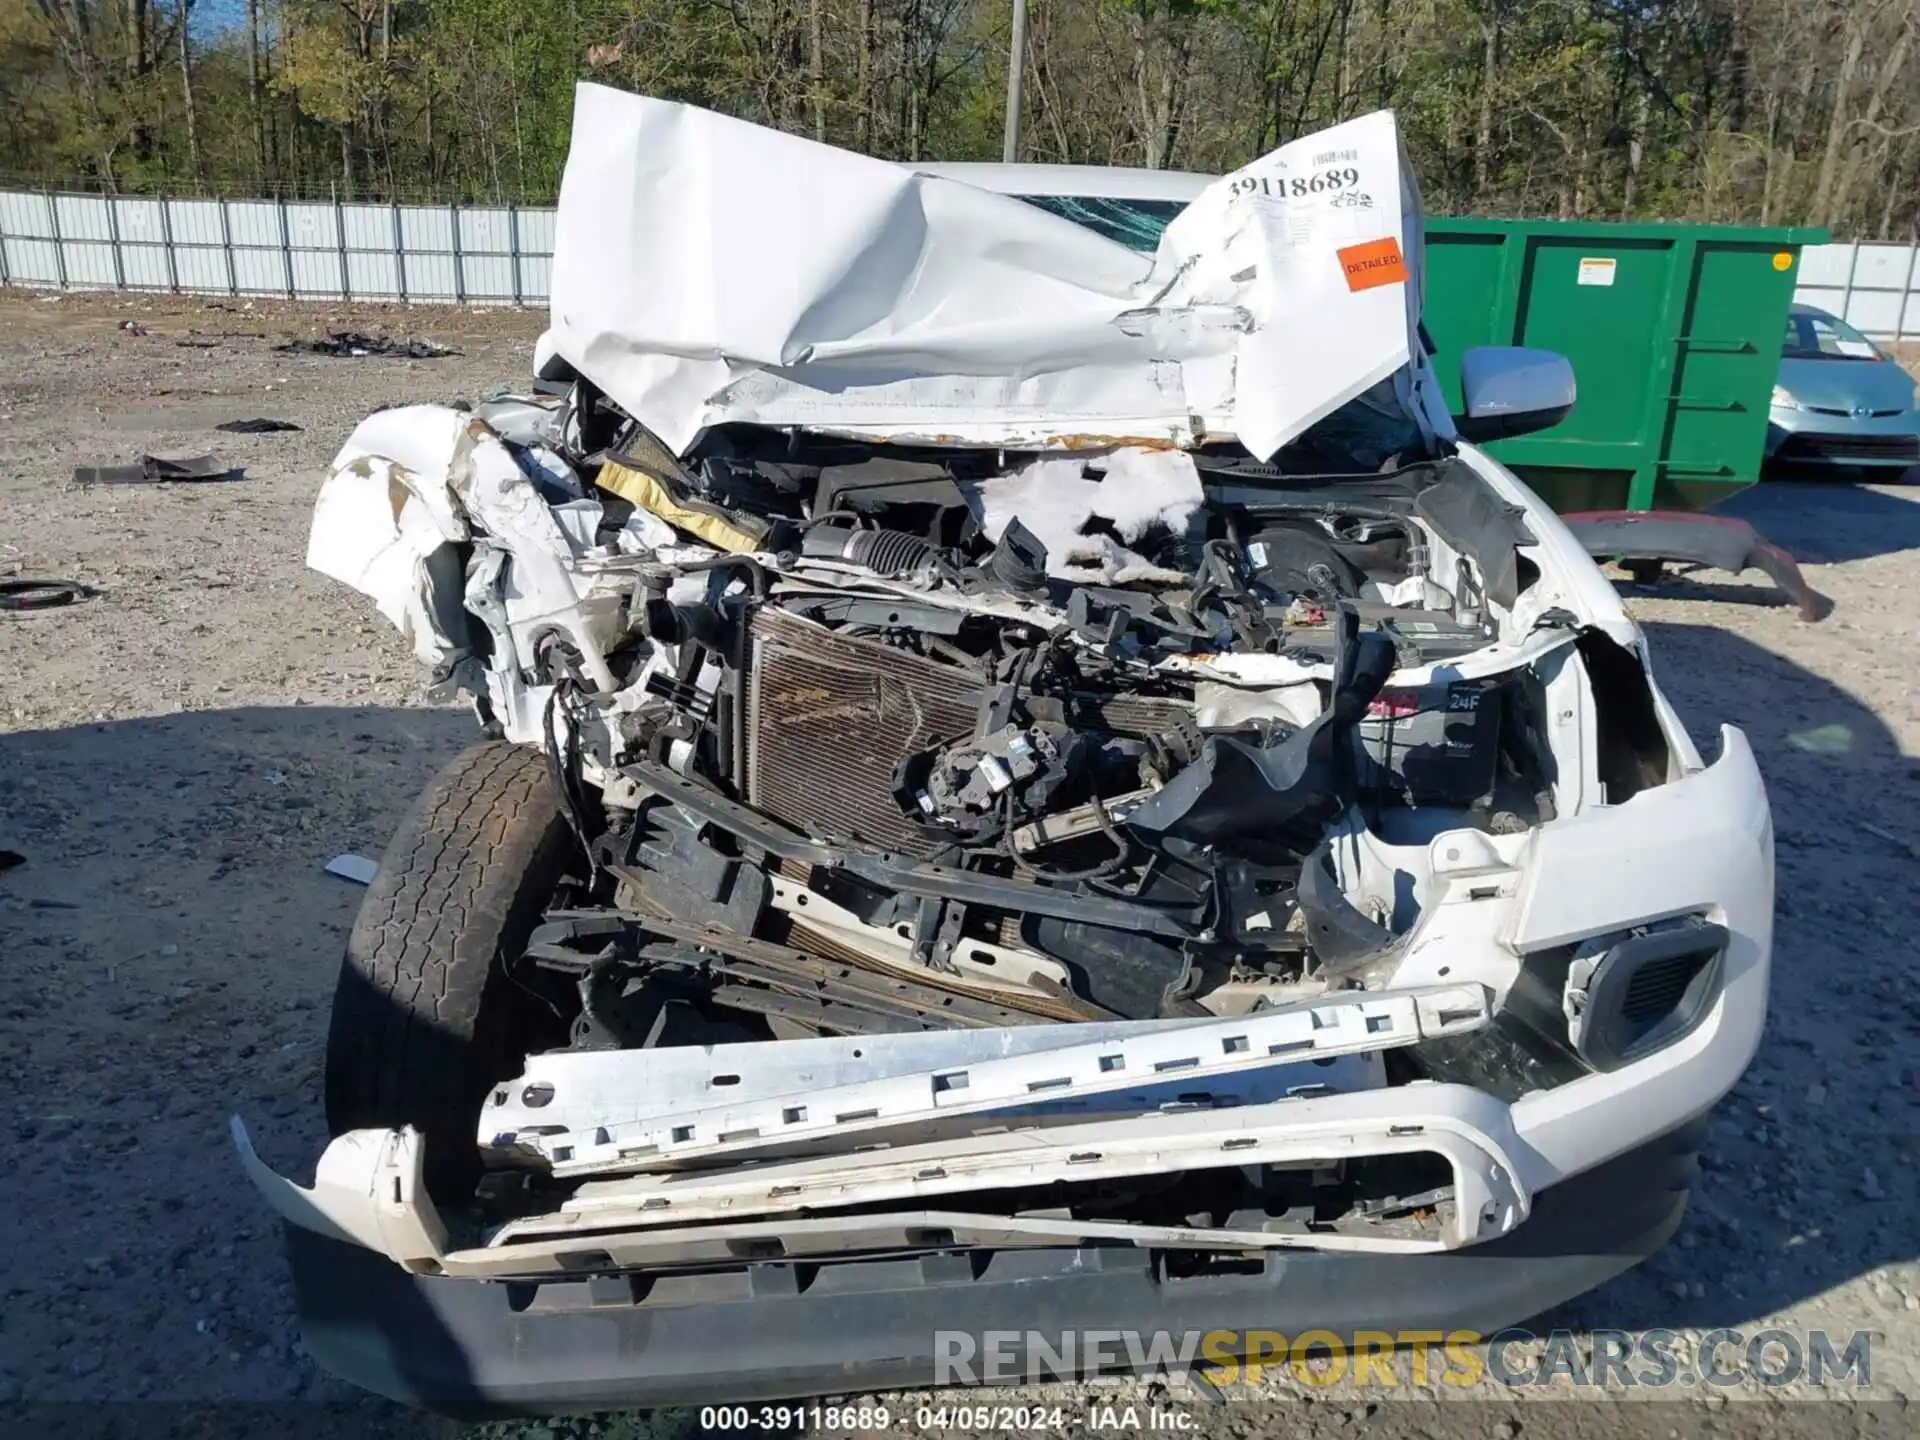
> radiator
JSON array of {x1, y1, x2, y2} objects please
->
[
  {"x1": 744, "y1": 608, "x2": 978, "y2": 856},
  {"x1": 741, "y1": 606, "x2": 1192, "y2": 859}
]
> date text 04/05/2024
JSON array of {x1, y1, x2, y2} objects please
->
[{"x1": 695, "y1": 1404, "x2": 1196, "y2": 1431}]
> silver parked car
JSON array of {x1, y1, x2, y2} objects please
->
[{"x1": 1766, "y1": 303, "x2": 1920, "y2": 474}]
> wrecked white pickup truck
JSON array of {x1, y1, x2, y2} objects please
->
[{"x1": 243, "y1": 84, "x2": 1772, "y2": 1411}]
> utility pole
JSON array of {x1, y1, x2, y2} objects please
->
[{"x1": 1002, "y1": 0, "x2": 1029, "y2": 163}]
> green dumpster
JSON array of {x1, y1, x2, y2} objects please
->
[{"x1": 1422, "y1": 218, "x2": 1827, "y2": 513}]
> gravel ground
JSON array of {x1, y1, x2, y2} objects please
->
[{"x1": 0, "y1": 290, "x2": 1915, "y2": 1438}]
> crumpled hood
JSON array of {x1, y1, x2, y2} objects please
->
[{"x1": 547, "y1": 83, "x2": 1424, "y2": 459}]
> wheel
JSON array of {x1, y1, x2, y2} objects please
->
[{"x1": 324, "y1": 741, "x2": 578, "y2": 1202}]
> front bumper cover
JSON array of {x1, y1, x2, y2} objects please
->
[
  {"x1": 267, "y1": 728, "x2": 1768, "y2": 1411},
  {"x1": 284, "y1": 1115, "x2": 1706, "y2": 1415},
  {"x1": 1766, "y1": 409, "x2": 1920, "y2": 466}
]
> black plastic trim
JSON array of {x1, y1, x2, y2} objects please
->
[
  {"x1": 1576, "y1": 921, "x2": 1729, "y2": 1072},
  {"x1": 1452, "y1": 403, "x2": 1573, "y2": 445},
  {"x1": 286, "y1": 1117, "x2": 1707, "y2": 1415}
]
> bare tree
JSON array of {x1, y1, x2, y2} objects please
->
[{"x1": 176, "y1": 0, "x2": 200, "y2": 186}]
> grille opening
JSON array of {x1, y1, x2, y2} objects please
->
[
  {"x1": 1777, "y1": 432, "x2": 1920, "y2": 461},
  {"x1": 1621, "y1": 950, "x2": 1712, "y2": 1023},
  {"x1": 1165, "y1": 1252, "x2": 1268, "y2": 1282},
  {"x1": 1580, "y1": 920, "x2": 1729, "y2": 1071}
]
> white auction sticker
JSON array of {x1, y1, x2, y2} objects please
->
[{"x1": 1577, "y1": 256, "x2": 1617, "y2": 286}]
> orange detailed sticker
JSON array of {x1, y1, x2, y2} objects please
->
[{"x1": 1337, "y1": 236, "x2": 1407, "y2": 292}]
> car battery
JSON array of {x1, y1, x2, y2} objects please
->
[
  {"x1": 1352, "y1": 601, "x2": 1493, "y2": 661},
  {"x1": 1279, "y1": 601, "x2": 1492, "y2": 666},
  {"x1": 1357, "y1": 675, "x2": 1505, "y2": 807}
]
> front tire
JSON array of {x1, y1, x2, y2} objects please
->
[{"x1": 324, "y1": 741, "x2": 577, "y2": 1201}]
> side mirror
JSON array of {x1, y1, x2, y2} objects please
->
[{"x1": 1454, "y1": 346, "x2": 1575, "y2": 443}]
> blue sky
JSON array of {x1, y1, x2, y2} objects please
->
[{"x1": 192, "y1": 0, "x2": 247, "y2": 38}]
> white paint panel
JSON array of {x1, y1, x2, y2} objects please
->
[
  {"x1": 1852, "y1": 244, "x2": 1915, "y2": 289},
  {"x1": 231, "y1": 245, "x2": 290, "y2": 294},
  {"x1": 1793, "y1": 242, "x2": 1854, "y2": 287},
  {"x1": 399, "y1": 206, "x2": 454, "y2": 250},
  {"x1": 345, "y1": 251, "x2": 403, "y2": 298},
  {"x1": 4, "y1": 238, "x2": 61, "y2": 284},
  {"x1": 63, "y1": 240, "x2": 117, "y2": 285},
  {"x1": 340, "y1": 203, "x2": 396, "y2": 251},
  {"x1": 120, "y1": 243, "x2": 171, "y2": 288},
  {"x1": 1844, "y1": 289, "x2": 1905, "y2": 336},
  {"x1": 224, "y1": 201, "x2": 284, "y2": 248},
  {"x1": 1, "y1": 192, "x2": 56, "y2": 238},
  {"x1": 290, "y1": 248, "x2": 344, "y2": 297},
  {"x1": 174, "y1": 244, "x2": 232, "y2": 292},
  {"x1": 168, "y1": 199, "x2": 226, "y2": 246},
  {"x1": 55, "y1": 194, "x2": 111, "y2": 241},
  {"x1": 546, "y1": 87, "x2": 1419, "y2": 456},
  {"x1": 402, "y1": 251, "x2": 457, "y2": 299}
]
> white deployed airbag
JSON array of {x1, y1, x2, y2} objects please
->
[{"x1": 547, "y1": 84, "x2": 1422, "y2": 458}]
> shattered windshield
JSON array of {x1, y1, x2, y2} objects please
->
[
  {"x1": 551, "y1": 91, "x2": 1419, "y2": 460},
  {"x1": 1278, "y1": 376, "x2": 1428, "y2": 473},
  {"x1": 1198, "y1": 374, "x2": 1427, "y2": 478},
  {"x1": 1015, "y1": 194, "x2": 1188, "y2": 252}
]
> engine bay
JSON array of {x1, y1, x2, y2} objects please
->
[{"x1": 381, "y1": 380, "x2": 1582, "y2": 1061}]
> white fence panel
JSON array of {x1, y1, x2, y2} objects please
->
[
  {"x1": 55, "y1": 193, "x2": 111, "y2": 240},
  {"x1": 61, "y1": 241, "x2": 118, "y2": 287},
  {"x1": 222, "y1": 200, "x2": 290, "y2": 295},
  {"x1": 288, "y1": 247, "x2": 341, "y2": 298},
  {"x1": 113, "y1": 199, "x2": 171, "y2": 289},
  {"x1": 169, "y1": 200, "x2": 232, "y2": 291},
  {"x1": 335, "y1": 204, "x2": 400, "y2": 298},
  {"x1": 515, "y1": 207, "x2": 556, "y2": 250},
  {"x1": 458, "y1": 252, "x2": 514, "y2": 300},
  {"x1": 1794, "y1": 245, "x2": 1852, "y2": 286},
  {"x1": 2, "y1": 191, "x2": 55, "y2": 238},
  {"x1": 345, "y1": 250, "x2": 404, "y2": 299},
  {"x1": 4, "y1": 238, "x2": 61, "y2": 284},
  {"x1": 1793, "y1": 241, "x2": 1920, "y2": 341},
  {"x1": 520, "y1": 254, "x2": 552, "y2": 302},
  {"x1": 459, "y1": 207, "x2": 515, "y2": 253},
  {"x1": 0, "y1": 193, "x2": 60, "y2": 284},
  {"x1": 399, "y1": 251, "x2": 454, "y2": 300},
  {"x1": 0, "y1": 187, "x2": 564, "y2": 310},
  {"x1": 340, "y1": 203, "x2": 396, "y2": 251}
]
